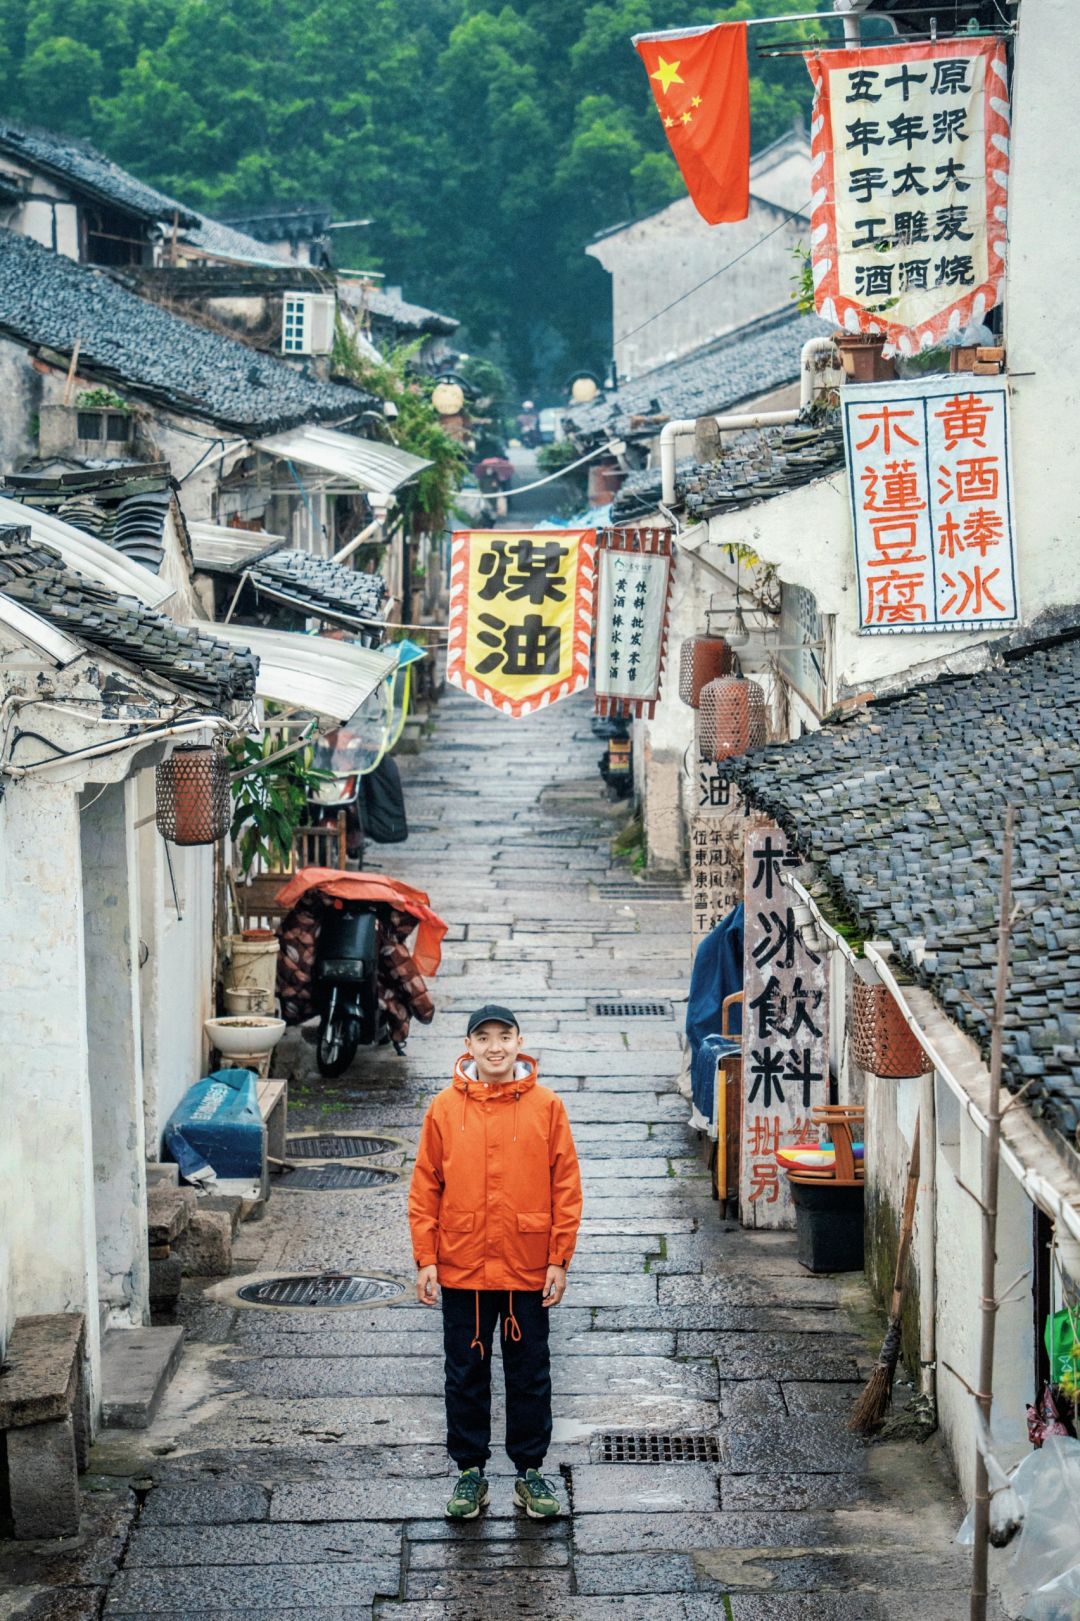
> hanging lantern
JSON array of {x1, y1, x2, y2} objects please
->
[
  {"x1": 851, "y1": 975, "x2": 931, "y2": 1078},
  {"x1": 697, "y1": 676, "x2": 767, "y2": 761},
  {"x1": 678, "y1": 634, "x2": 734, "y2": 708},
  {"x1": 155, "y1": 743, "x2": 230, "y2": 846}
]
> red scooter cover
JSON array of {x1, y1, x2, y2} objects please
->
[{"x1": 274, "y1": 867, "x2": 446, "y2": 976}]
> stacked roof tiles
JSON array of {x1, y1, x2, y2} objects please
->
[
  {"x1": 0, "y1": 523, "x2": 256, "y2": 708},
  {"x1": 725, "y1": 636, "x2": 1080, "y2": 1145}
]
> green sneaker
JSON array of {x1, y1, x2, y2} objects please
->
[
  {"x1": 514, "y1": 1469, "x2": 560, "y2": 1519},
  {"x1": 446, "y1": 1467, "x2": 489, "y2": 1520}
]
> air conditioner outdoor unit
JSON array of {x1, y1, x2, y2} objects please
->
[{"x1": 282, "y1": 291, "x2": 336, "y2": 356}]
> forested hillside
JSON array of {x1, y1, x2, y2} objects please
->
[{"x1": 0, "y1": 0, "x2": 821, "y2": 389}]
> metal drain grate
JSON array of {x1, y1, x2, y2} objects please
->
[
  {"x1": 285, "y1": 1132, "x2": 403, "y2": 1160},
  {"x1": 588, "y1": 999, "x2": 673, "y2": 1019},
  {"x1": 275, "y1": 1164, "x2": 400, "y2": 1191},
  {"x1": 593, "y1": 1431, "x2": 723, "y2": 1464},
  {"x1": 593, "y1": 882, "x2": 687, "y2": 903},
  {"x1": 235, "y1": 1272, "x2": 405, "y2": 1309}
]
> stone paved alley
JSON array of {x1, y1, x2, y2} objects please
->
[{"x1": 7, "y1": 692, "x2": 994, "y2": 1620}]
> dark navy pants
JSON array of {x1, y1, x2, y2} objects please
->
[{"x1": 441, "y1": 1287, "x2": 551, "y2": 1473}]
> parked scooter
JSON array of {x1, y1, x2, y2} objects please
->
[{"x1": 314, "y1": 898, "x2": 390, "y2": 1077}]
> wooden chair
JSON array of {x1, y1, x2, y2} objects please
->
[
  {"x1": 787, "y1": 1105, "x2": 865, "y2": 1187},
  {"x1": 293, "y1": 812, "x2": 348, "y2": 870},
  {"x1": 230, "y1": 813, "x2": 347, "y2": 933}
]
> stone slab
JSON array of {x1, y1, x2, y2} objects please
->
[
  {"x1": 104, "y1": 1561, "x2": 400, "y2": 1613},
  {"x1": 125, "y1": 1522, "x2": 401, "y2": 1566},
  {"x1": 709, "y1": 1333, "x2": 863, "y2": 1382},
  {"x1": 138, "y1": 1482, "x2": 271, "y2": 1526},
  {"x1": 6, "y1": 1416, "x2": 80, "y2": 1539},
  {"x1": 570, "y1": 1464, "x2": 720, "y2": 1515},
  {"x1": 405, "y1": 1568, "x2": 572, "y2": 1602},
  {"x1": 0, "y1": 1313, "x2": 84, "y2": 1428},
  {"x1": 100, "y1": 1327, "x2": 185, "y2": 1430}
]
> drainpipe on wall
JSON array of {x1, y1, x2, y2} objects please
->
[{"x1": 658, "y1": 336, "x2": 838, "y2": 506}]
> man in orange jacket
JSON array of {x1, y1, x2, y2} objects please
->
[{"x1": 408, "y1": 1003, "x2": 582, "y2": 1520}]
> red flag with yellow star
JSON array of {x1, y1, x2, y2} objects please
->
[{"x1": 634, "y1": 22, "x2": 749, "y2": 224}]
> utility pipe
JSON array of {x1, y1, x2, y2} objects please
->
[
  {"x1": 659, "y1": 336, "x2": 837, "y2": 506},
  {"x1": 3, "y1": 716, "x2": 225, "y2": 780},
  {"x1": 331, "y1": 517, "x2": 381, "y2": 566}
]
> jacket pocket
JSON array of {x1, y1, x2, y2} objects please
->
[
  {"x1": 437, "y1": 1210, "x2": 478, "y2": 1270},
  {"x1": 515, "y1": 1210, "x2": 552, "y2": 1271}
]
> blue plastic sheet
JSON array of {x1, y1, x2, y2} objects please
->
[{"x1": 164, "y1": 1068, "x2": 262, "y2": 1182}]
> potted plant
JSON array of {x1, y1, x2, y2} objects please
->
[{"x1": 833, "y1": 330, "x2": 895, "y2": 384}]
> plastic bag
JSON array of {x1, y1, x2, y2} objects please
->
[
  {"x1": 1045, "y1": 1309, "x2": 1080, "y2": 1391},
  {"x1": 1008, "y1": 1437, "x2": 1080, "y2": 1616}
]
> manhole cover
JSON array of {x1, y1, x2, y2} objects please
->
[
  {"x1": 275, "y1": 1164, "x2": 401, "y2": 1191},
  {"x1": 593, "y1": 1431, "x2": 723, "y2": 1464},
  {"x1": 588, "y1": 999, "x2": 673, "y2": 1018},
  {"x1": 285, "y1": 1132, "x2": 404, "y2": 1160},
  {"x1": 233, "y1": 1272, "x2": 405, "y2": 1309}
]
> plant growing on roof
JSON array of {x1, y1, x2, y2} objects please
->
[
  {"x1": 76, "y1": 387, "x2": 129, "y2": 411},
  {"x1": 790, "y1": 242, "x2": 815, "y2": 316},
  {"x1": 331, "y1": 327, "x2": 466, "y2": 535},
  {"x1": 227, "y1": 727, "x2": 328, "y2": 877}
]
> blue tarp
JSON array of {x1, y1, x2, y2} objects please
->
[
  {"x1": 686, "y1": 904, "x2": 745, "y2": 1132},
  {"x1": 164, "y1": 1067, "x2": 262, "y2": 1183}
]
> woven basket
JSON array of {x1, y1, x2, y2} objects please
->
[
  {"x1": 851, "y1": 977, "x2": 931, "y2": 1078},
  {"x1": 697, "y1": 676, "x2": 767, "y2": 761},
  {"x1": 156, "y1": 744, "x2": 230, "y2": 846},
  {"x1": 678, "y1": 635, "x2": 734, "y2": 708}
]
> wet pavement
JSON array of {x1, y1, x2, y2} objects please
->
[{"x1": 1, "y1": 690, "x2": 991, "y2": 1619}]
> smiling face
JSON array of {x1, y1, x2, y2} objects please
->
[{"x1": 464, "y1": 1020, "x2": 523, "y2": 1084}]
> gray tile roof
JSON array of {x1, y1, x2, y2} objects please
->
[
  {"x1": 250, "y1": 549, "x2": 387, "y2": 628},
  {"x1": 725, "y1": 637, "x2": 1080, "y2": 1145},
  {"x1": 611, "y1": 416, "x2": 845, "y2": 523},
  {"x1": 0, "y1": 122, "x2": 197, "y2": 226},
  {"x1": 566, "y1": 311, "x2": 830, "y2": 443},
  {"x1": 349, "y1": 284, "x2": 459, "y2": 337},
  {"x1": 0, "y1": 229, "x2": 373, "y2": 434},
  {"x1": 0, "y1": 523, "x2": 256, "y2": 708},
  {"x1": 180, "y1": 213, "x2": 288, "y2": 267}
]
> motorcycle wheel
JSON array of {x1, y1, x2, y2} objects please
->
[{"x1": 316, "y1": 1014, "x2": 361, "y2": 1078}]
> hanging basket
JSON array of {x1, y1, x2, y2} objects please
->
[
  {"x1": 678, "y1": 634, "x2": 734, "y2": 708},
  {"x1": 851, "y1": 975, "x2": 931, "y2": 1078},
  {"x1": 155, "y1": 743, "x2": 230, "y2": 846},
  {"x1": 697, "y1": 676, "x2": 767, "y2": 761}
]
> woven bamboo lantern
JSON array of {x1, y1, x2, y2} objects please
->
[
  {"x1": 678, "y1": 634, "x2": 734, "y2": 708},
  {"x1": 697, "y1": 676, "x2": 767, "y2": 761},
  {"x1": 851, "y1": 975, "x2": 931, "y2": 1078},
  {"x1": 155, "y1": 743, "x2": 230, "y2": 845}
]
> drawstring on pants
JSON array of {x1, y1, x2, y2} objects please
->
[
  {"x1": 503, "y1": 1290, "x2": 522, "y2": 1343},
  {"x1": 469, "y1": 1289, "x2": 485, "y2": 1359}
]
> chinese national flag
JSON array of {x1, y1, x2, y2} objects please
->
[{"x1": 634, "y1": 23, "x2": 750, "y2": 224}]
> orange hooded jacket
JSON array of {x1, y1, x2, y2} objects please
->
[{"x1": 408, "y1": 1054, "x2": 582, "y2": 1292}]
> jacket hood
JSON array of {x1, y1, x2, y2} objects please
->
[{"x1": 453, "y1": 1054, "x2": 538, "y2": 1095}]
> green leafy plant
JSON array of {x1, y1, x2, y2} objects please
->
[
  {"x1": 331, "y1": 328, "x2": 466, "y2": 534},
  {"x1": 790, "y1": 242, "x2": 816, "y2": 316},
  {"x1": 227, "y1": 731, "x2": 328, "y2": 877},
  {"x1": 536, "y1": 438, "x2": 583, "y2": 476},
  {"x1": 76, "y1": 387, "x2": 128, "y2": 410}
]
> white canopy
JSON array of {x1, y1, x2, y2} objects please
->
[
  {"x1": 207, "y1": 623, "x2": 396, "y2": 724},
  {"x1": 0, "y1": 492, "x2": 173, "y2": 609},
  {"x1": 0, "y1": 593, "x2": 84, "y2": 665},
  {"x1": 253, "y1": 425, "x2": 431, "y2": 502}
]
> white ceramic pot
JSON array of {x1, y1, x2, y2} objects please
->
[{"x1": 205, "y1": 1015, "x2": 286, "y2": 1057}]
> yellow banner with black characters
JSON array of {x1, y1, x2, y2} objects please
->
[{"x1": 446, "y1": 529, "x2": 596, "y2": 717}]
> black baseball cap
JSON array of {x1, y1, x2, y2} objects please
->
[{"x1": 466, "y1": 1004, "x2": 519, "y2": 1036}]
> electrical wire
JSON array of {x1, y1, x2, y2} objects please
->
[{"x1": 612, "y1": 207, "x2": 808, "y2": 351}]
